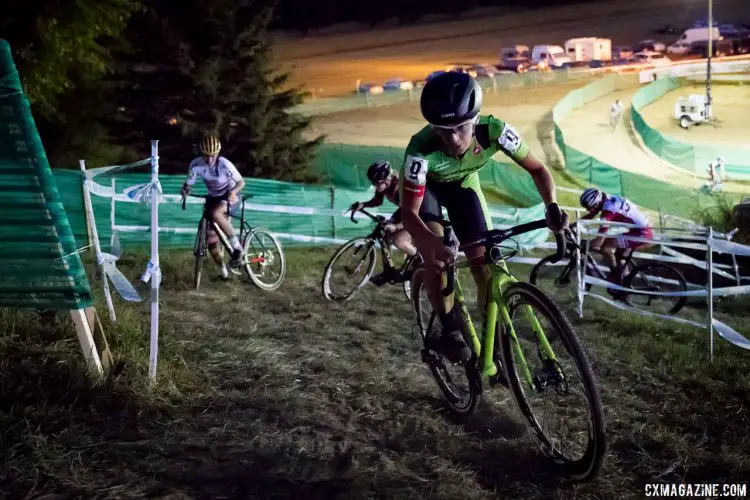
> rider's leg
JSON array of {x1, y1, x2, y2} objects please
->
[
  {"x1": 414, "y1": 188, "x2": 472, "y2": 364},
  {"x1": 390, "y1": 229, "x2": 418, "y2": 257},
  {"x1": 446, "y1": 173, "x2": 493, "y2": 319},
  {"x1": 210, "y1": 202, "x2": 243, "y2": 264},
  {"x1": 599, "y1": 238, "x2": 619, "y2": 280},
  {"x1": 207, "y1": 229, "x2": 229, "y2": 278}
]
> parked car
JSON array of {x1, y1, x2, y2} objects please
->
[
  {"x1": 445, "y1": 64, "x2": 478, "y2": 78},
  {"x1": 612, "y1": 46, "x2": 634, "y2": 60},
  {"x1": 632, "y1": 51, "x2": 672, "y2": 66},
  {"x1": 635, "y1": 39, "x2": 666, "y2": 52},
  {"x1": 382, "y1": 78, "x2": 414, "y2": 91},
  {"x1": 471, "y1": 64, "x2": 498, "y2": 78},
  {"x1": 500, "y1": 56, "x2": 532, "y2": 72},
  {"x1": 667, "y1": 42, "x2": 692, "y2": 55},
  {"x1": 689, "y1": 39, "x2": 734, "y2": 57}
]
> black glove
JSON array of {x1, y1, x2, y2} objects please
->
[{"x1": 545, "y1": 202, "x2": 569, "y2": 232}]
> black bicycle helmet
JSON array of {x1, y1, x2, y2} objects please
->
[
  {"x1": 367, "y1": 160, "x2": 392, "y2": 183},
  {"x1": 420, "y1": 71, "x2": 483, "y2": 127}
]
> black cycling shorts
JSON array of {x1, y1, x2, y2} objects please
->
[{"x1": 418, "y1": 173, "x2": 493, "y2": 245}]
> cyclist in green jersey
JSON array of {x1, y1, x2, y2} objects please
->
[{"x1": 399, "y1": 71, "x2": 568, "y2": 364}]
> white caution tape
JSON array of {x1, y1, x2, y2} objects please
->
[
  {"x1": 585, "y1": 291, "x2": 707, "y2": 327},
  {"x1": 588, "y1": 291, "x2": 750, "y2": 350},
  {"x1": 713, "y1": 319, "x2": 750, "y2": 350},
  {"x1": 85, "y1": 159, "x2": 152, "y2": 183},
  {"x1": 584, "y1": 274, "x2": 750, "y2": 298},
  {"x1": 712, "y1": 238, "x2": 750, "y2": 257},
  {"x1": 661, "y1": 246, "x2": 737, "y2": 281}
]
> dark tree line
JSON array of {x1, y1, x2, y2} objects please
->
[{"x1": 1, "y1": 0, "x2": 322, "y2": 181}]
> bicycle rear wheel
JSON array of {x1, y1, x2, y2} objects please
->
[
  {"x1": 321, "y1": 237, "x2": 377, "y2": 302},
  {"x1": 623, "y1": 262, "x2": 687, "y2": 315},
  {"x1": 499, "y1": 282, "x2": 606, "y2": 482},
  {"x1": 242, "y1": 228, "x2": 286, "y2": 290}
]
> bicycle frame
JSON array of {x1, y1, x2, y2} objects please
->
[
  {"x1": 187, "y1": 194, "x2": 265, "y2": 266},
  {"x1": 352, "y1": 208, "x2": 417, "y2": 277},
  {"x1": 452, "y1": 256, "x2": 557, "y2": 389}
]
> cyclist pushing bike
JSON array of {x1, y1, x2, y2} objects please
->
[
  {"x1": 350, "y1": 160, "x2": 423, "y2": 286},
  {"x1": 400, "y1": 71, "x2": 568, "y2": 365},
  {"x1": 578, "y1": 188, "x2": 653, "y2": 291},
  {"x1": 180, "y1": 132, "x2": 246, "y2": 279}
]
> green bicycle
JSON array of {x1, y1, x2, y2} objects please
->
[{"x1": 411, "y1": 219, "x2": 606, "y2": 482}]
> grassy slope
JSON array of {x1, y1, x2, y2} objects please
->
[{"x1": 1, "y1": 247, "x2": 749, "y2": 498}]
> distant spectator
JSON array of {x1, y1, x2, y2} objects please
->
[{"x1": 706, "y1": 156, "x2": 726, "y2": 192}]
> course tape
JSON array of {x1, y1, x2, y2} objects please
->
[
  {"x1": 586, "y1": 291, "x2": 750, "y2": 350},
  {"x1": 584, "y1": 274, "x2": 750, "y2": 298}
]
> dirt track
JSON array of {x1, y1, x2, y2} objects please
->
[
  {"x1": 272, "y1": 0, "x2": 750, "y2": 97},
  {"x1": 304, "y1": 80, "x2": 587, "y2": 163},
  {"x1": 640, "y1": 82, "x2": 750, "y2": 147}
]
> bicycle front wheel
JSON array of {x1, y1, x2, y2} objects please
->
[
  {"x1": 242, "y1": 228, "x2": 286, "y2": 291},
  {"x1": 193, "y1": 219, "x2": 207, "y2": 291},
  {"x1": 529, "y1": 255, "x2": 575, "y2": 290},
  {"x1": 499, "y1": 282, "x2": 606, "y2": 482},
  {"x1": 623, "y1": 262, "x2": 687, "y2": 315},
  {"x1": 321, "y1": 237, "x2": 376, "y2": 302},
  {"x1": 410, "y1": 268, "x2": 481, "y2": 416}
]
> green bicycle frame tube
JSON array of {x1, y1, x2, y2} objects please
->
[{"x1": 452, "y1": 258, "x2": 558, "y2": 386}]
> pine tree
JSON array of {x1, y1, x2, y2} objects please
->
[{"x1": 110, "y1": 0, "x2": 323, "y2": 181}]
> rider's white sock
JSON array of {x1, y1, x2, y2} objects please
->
[
  {"x1": 219, "y1": 263, "x2": 229, "y2": 278},
  {"x1": 230, "y1": 235, "x2": 242, "y2": 252}
]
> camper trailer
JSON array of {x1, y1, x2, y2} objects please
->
[{"x1": 564, "y1": 37, "x2": 612, "y2": 62}]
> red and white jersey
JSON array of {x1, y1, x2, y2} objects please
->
[{"x1": 598, "y1": 195, "x2": 650, "y2": 233}]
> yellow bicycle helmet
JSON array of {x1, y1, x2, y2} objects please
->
[{"x1": 199, "y1": 133, "x2": 221, "y2": 156}]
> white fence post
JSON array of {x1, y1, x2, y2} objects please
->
[
  {"x1": 80, "y1": 160, "x2": 117, "y2": 322},
  {"x1": 575, "y1": 212, "x2": 584, "y2": 319},
  {"x1": 706, "y1": 227, "x2": 714, "y2": 362},
  {"x1": 145, "y1": 140, "x2": 161, "y2": 380},
  {"x1": 110, "y1": 178, "x2": 116, "y2": 247}
]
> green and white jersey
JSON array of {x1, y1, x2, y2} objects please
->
[{"x1": 399, "y1": 115, "x2": 530, "y2": 198}]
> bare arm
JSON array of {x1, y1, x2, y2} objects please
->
[
  {"x1": 515, "y1": 150, "x2": 556, "y2": 206},
  {"x1": 362, "y1": 192, "x2": 385, "y2": 208}
]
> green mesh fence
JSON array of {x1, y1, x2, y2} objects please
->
[
  {"x1": 53, "y1": 159, "x2": 549, "y2": 254},
  {"x1": 631, "y1": 76, "x2": 750, "y2": 180},
  {"x1": 551, "y1": 73, "x2": 747, "y2": 218},
  {"x1": 0, "y1": 40, "x2": 93, "y2": 310}
]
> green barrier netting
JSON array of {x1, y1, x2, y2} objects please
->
[
  {"x1": 0, "y1": 40, "x2": 93, "y2": 310},
  {"x1": 632, "y1": 76, "x2": 750, "y2": 179},
  {"x1": 54, "y1": 164, "x2": 549, "y2": 253}
]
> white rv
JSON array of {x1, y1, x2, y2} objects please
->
[
  {"x1": 531, "y1": 45, "x2": 572, "y2": 68},
  {"x1": 564, "y1": 37, "x2": 612, "y2": 62}
]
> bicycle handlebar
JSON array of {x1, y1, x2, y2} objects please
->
[
  {"x1": 442, "y1": 218, "x2": 566, "y2": 296},
  {"x1": 347, "y1": 206, "x2": 386, "y2": 224}
]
